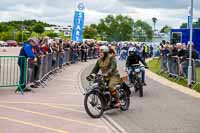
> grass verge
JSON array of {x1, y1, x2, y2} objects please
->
[{"x1": 147, "y1": 58, "x2": 200, "y2": 92}]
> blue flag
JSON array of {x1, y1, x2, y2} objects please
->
[
  {"x1": 72, "y1": 11, "x2": 85, "y2": 42},
  {"x1": 188, "y1": 16, "x2": 191, "y2": 29}
]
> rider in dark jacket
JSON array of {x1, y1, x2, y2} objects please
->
[{"x1": 126, "y1": 47, "x2": 148, "y2": 85}]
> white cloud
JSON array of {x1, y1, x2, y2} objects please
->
[{"x1": 0, "y1": 0, "x2": 199, "y2": 29}]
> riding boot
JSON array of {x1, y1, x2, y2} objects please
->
[{"x1": 111, "y1": 90, "x2": 121, "y2": 108}]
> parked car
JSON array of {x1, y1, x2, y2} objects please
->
[
  {"x1": 6, "y1": 40, "x2": 17, "y2": 47},
  {"x1": 0, "y1": 41, "x2": 8, "y2": 47}
]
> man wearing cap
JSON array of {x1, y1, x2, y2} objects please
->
[{"x1": 17, "y1": 38, "x2": 38, "y2": 92}]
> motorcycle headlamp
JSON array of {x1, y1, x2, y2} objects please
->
[{"x1": 135, "y1": 68, "x2": 141, "y2": 73}]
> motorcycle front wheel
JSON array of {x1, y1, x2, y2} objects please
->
[
  {"x1": 139, "y1": 85, "x2": 143, "y2": 97},
  {"x1": 84, "y1": 91, "x2": 104, "y2": 118}
]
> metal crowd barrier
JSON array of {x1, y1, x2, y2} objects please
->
[
  {"x1": 25, "y1": 48, "x2": 98, "y2": 88},
  {"x1": 160, "y1": 55, "x2": 168, "y2": 72},
  {"x1": 0, "y1": 56, "x2": 27, "y2": 94},
  {"x1": 63, "y1": 49, "x2": 71, "y2": 64},
  {"x1": 193, "y1": 60, "x2": 200, "y2": 88},
  {"x1": 167, "y1": 56, "x2": 179, "y2": 78},
  {"x1": 0, "y1": 48, "x2": 98, "y2": 94},
  {"x1": 160, "y1": 55, "x2": 199, "y2": 87}
]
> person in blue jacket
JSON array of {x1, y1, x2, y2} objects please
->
[{"x1": 16, "y1": 38, "x2": 38, "y2": 92}]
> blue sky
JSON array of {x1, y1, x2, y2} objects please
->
[{"x1": 0, "y1": 0, "x2": 199, "y2": 29}]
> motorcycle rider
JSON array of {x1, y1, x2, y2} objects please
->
[
  {"x1": 126, "y1": 47, "x2": 148, "y2": 86},
  {"x1": 88, "y1": 45, "x2": 121, "y2": 107}
]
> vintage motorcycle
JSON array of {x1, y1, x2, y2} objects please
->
[
  {"x1": 128, "y1": 64, "x2": 144, "y2": 97},
  {"x1": 84, "y1": 74, "x2": 131, "y2": 118},
  {"x1": 128, "y1": 64, "x2": 146, "y2": 97}
]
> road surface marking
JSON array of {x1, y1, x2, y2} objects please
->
[
  {"x1": 0, "y1": 116, "x2": 70, "y2": 133},
  {"x1": 0, "y1": 104, "x2": 106, "y2": 129},
  {"x1": 0, "y1": 101, "x2": 83, "y2": 107},
  {"x1": 59, "y1": 92, "x2": 82, "y2": 96},
  {"x1": 0, "y1": 101, "x2": 84, "y2": 113}
]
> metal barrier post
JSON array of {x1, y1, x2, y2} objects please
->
[{"x1": 193, "y1": 60, "x2": 200, "y2": 89}]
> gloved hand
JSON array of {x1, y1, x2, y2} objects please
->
[
  {"x1": 145, "y1": 66, "x2": 149, "y2": 69},
  {"x1": 34, "y1": 57, "x2": 38, "y2": 62},
  {"x1": 86, "y1": 74, "x2": 95, "y2": 81}
]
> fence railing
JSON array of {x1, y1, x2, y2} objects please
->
[
  {"x1": 0, "y1": 56, "x2": 27, "y2": 94},
  {"x1": 160, "y1": 55, "x2": 200, "y2": 87},
  {"x1": 0, "y1": 48, "x2": 98, "y2": 94}
]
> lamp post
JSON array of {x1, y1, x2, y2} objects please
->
[{"x1": 187, "y1": 0, "x2": 194, "y2": 87}]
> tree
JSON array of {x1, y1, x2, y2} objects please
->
[
  {"x1": 180, "y1": 18, "x2": 200, "y2": 28},
  {"x1": 30, "y1": 32, "x2": 39, "y2": 38},
  {"x1": 97, "y1": 15, "x2": 134, "y2": 41},
  {"x1": 193, "y1": 18, "x2": 200, "y2": 28},
  {"x1": 0, "y1": 32, "x2": 11, "y2": 41},
  {"x1": 180, "y1": 23, "x2": 187, "y2": 28},
  {"x1": 83, "y1": 25, "x2": 98, "y2": 39},
  {"x1": 41, "y1": 31, "x2": 59, "y2": 38},
  {"x1": 152, "y1": 17, "x2": 158, "y2": 31},
  {"x1": 0, "y1": 23, "x2": 4, "y2": 32},
  {"x1": 160, "y1": 25, "x2": 172, "y2": 33},
  {"x1": 134, "y1": 20, "x2": 153, "y2": 41},
  {"x1": 32, "y1": 23, "x2": 45, "y2": 34},
  {"x1": 16, "y1": 31, "x2": 30, "y2": 43}
]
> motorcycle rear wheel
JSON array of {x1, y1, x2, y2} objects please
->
[{"x1": 120, "y1": 91, "x2": 130, "y2": 111}]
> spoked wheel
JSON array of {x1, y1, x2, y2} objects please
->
[
  {"x1": 84, "y1": 91, "x2": 104, "y2": 118},
  {"x1": 135, "y1": 79, "x2": 143, "y2": 97},
  {"x1": 120, "y1": 91, "x2": 130, "y2": 111}
]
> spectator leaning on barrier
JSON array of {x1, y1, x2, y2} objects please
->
[
  {"x1": 95, "y1": 42, "x2": 100, "y2": 57},
  {"x1": 150, "y1": 45, "x2": 153, "y2": 57},
  {"x1": 71, "y1": 42, "x2": 77, "y2": 63},
  {"x1": 160, "y1": 44, "x2": 170, "y2": 72},
  {"x1": 63, "y1": 40, "x2": 71, "y2": 50},
  {"x1": 51, "y1": 41, "x2": 59, "y2": 68},
  {"x1": 40, "y1": 37, "x2": 49, "y2": 55},
  {"x1": 58, "y1": 39, "x2": 64, "y2": 69},
  {"x1": 30, "y1": 43, "x2": 43, "y2": 88},
  {"x1": 17, "y1": 38, "x2": 38, "y2": 92},
  {"x1": 80, "y1": 41, "x2": 88, "y2": 62},
  {"x1": 178, "y1": 43, "x2": 198, "y2": 78},
  {"x1": 171, "y1": 44, "x2": 178, "y2": 56},
  {"x1": 116, "y1": 43, "x2": 121, "y2": 56},
  {"x1": 91, "y1": 41, "x2": 96, "y2": 59}
]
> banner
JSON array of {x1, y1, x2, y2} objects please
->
[
  {"x1": 187, "y1": 7, "x2": 191, "y2": 29},
  {"x1": 188, "y1": 16, "x2": 191, "y2": 29},
  {"x1": 72, "y1": 3, "x2": 85, "y2": 42}
]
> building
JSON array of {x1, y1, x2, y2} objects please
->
[{"x1": 44, "y1": 25, "x2": 72, "y2": 36}]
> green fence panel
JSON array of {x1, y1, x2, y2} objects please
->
[{"x1": 0, "y1": 56, "x2": 27, "y2": 94}]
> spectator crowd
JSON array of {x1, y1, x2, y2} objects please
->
[
  {"x1": 17, "y1": 37, "x2": 102, "y2": 92},
  {"x1": 159, "y1": 40, "x2": 199, "y2": 79},
  {"x1": 16, "y1": 37, "x2": 200, "y2": 92}
]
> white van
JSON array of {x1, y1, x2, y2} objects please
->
[{"x1": 0, "y1": 41, "x2": 8, "y2": 47}]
